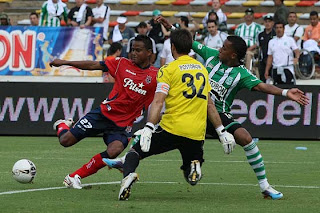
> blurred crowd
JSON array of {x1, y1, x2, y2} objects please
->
[{"x1": 0, "y1": 0, "x2": 319, "y2": 83}]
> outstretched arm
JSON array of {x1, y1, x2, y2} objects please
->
[
  {"x1": 49, "y1": 59, "x2": 104, "y2": 70},
  {"x1": 252, "y1": 83, "x2": 309, "y2": 105}
]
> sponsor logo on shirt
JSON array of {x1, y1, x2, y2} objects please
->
[
  {"x1": 209, "y1": 79, "x2": 227, "y2": 101},
  {"x1": 179, "y1": 64, "x2": 202, "y2": 71},
  {"x1": 123, "y1": 78, "x2": 147, "y2": 95}
]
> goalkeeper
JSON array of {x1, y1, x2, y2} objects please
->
[
  {"x1": 157, "y1": 16, "x2": 309, "y2": 200},
  {"x1": 118, "y1": 29, "x2": 236, "y2": 201}
]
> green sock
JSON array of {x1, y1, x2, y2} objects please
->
[{"x1": 243, "y1": 141, "x2": 269, "y2": 190}]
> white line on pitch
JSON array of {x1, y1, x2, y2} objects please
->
[
  {"x1": 146, "y1": 159, "x2": 316, "y2": 164},
  {"x1": 0, "y1": 181, "x2": 319, "y2": 196}
]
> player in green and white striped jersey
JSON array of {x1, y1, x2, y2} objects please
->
[
  {"x1": 157, "y1": 15, "x2": 309, "y2": 200},
  {"x1": 39, "y1": 0, "x2": 68, "y2": 27},
  {"x1": 234, "y1": 8, "x2": 262, "y2": 70},
  {"x1": 192, "y1": 36, "x2": 309, "y2": 200},
  {"x1": 234, "y1": 8, "x2": 262, "y2": 48}
]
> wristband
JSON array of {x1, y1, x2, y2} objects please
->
[
  {"x1": 145, "y1": 122, "x2": 155, "y2": 131},
  {"x1": 215, "y1": 125, "x2": 225, "y2": 136},
  {"x1": 282, "y1": 89, "x2": 288, "y2": 97}
]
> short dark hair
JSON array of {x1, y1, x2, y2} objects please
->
[
  {"x1": 170, "y1": 29, "x2": 192, "y2": 54},
  {"x1": 180, "y1": 16, "x2": 189, "y2": 28},
  {"x1": 137, "y1": 21, "x2": 147, "y2": 28},
  {"x1": 30, "y1": 12, "x2": 38, "y2": 18},
  {"x1": 208, "y1": 11, "x2": 219, "y2": 22},
  {"x1": 134, "y1": 34, "x2": 153, "y2": 51},
  {"x1": 206, "y1": 19, "x2": 217, "y2": 26},
  {"x1": 274, "y1": 21, "x2": 285, "y2": 28},
  {"x1": 227, "y1": 36, "x2": 247, "y2": 64},
  {"x1": 310, "y1": 11, "x2": 318, "y2": 17},
  {"x1": 108, "y1": 42, "x2": 122, "y2": 55},
  {"x1": 289, "y1": 12, "x2": 297, "y2": 16}
]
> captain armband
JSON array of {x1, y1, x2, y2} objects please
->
[{"x1": 156, "y1": 82, "x2": 170, "y2": 95}]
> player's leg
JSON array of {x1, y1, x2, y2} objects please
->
[
  {"x1": 178, "y1": 138, "x2": 204, "y2": 186},
  {"x1": 53, "y1": 108, "x2": 105, "y2": 147},
  {"x1": 67, "y1": 135, "x2": 128, "y2": 182},
  {"x1": 104, "y1": 136, "x2": 139, "y2": 171},
  {"x1": 53, "y1": 118, "x2": 78, "y2": 147},
  {"x1": 103, "y1": 133, "x2": 130, "y2": 172},
  {"x1": 207, "y1": 113, "x2": 283, "y2": 199},
  {"x1": 62, "y1": 108, "x2": 123, "y2": 188},
  {"x1": 233, "y1": 127, "x2": 283, "y2": 200},
  {"x1": 119, "y1": 129, "x2": 176, "y2": 200}
]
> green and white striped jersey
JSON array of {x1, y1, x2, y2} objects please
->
[
  {"x1": 192, "y1": 41, "x2": 262, "y2": 113},
  {"x1": 39, "y1": 2, "x2": 68, "y2": 27},
  {"x1": 234, "y1": 22, "x2": 262, "y2": 47}
]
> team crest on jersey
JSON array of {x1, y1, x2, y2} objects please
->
[
  {"x1": 145, "y1": 75, "x2": 152, "y2": 84},
  {"x1": 225, "y1": 76, "x2": 233, "y2": 85}
]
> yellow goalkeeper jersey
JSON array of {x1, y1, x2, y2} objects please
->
[{"x1": 157, "y1": 55, "x2": 211, "y2": 141}]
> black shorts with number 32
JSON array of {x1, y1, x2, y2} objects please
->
[{"x1": 132, "y1": 127, "x2": 204, "y2": 172}]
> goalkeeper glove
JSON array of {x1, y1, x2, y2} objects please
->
[
  {"x1": 135, "y1": 122, "x2": 155, "y2": 152},
  {"x1": 216, "y1": 125, "x2": 236, "y2": 154}
]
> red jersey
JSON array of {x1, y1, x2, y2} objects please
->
[{"x1": 100, "y1": 57, "x2": 158, "y2": 127}]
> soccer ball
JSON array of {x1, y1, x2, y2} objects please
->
[{"x1": 12, "y1": 159, "x2": 36, "y2": 183}]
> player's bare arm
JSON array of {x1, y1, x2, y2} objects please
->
[
  {"x1": 252, "y1": 83, "x2": 310, "y2": 105},
  {"x1": 147, "y1": 92, "x2": 166, "y2": 125},
  {"x1": 50, "y1": 59, "x2": 104, "y2": 70},
  {"x1": 208, "y1": 94, "x2": 236, "y2": 154},
  {"x1": 207, "y1": 96, "x2": 222, "y2": 128}
]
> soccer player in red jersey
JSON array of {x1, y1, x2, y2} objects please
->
[{"x1": 49, "y1": 35, "x2": 158, "y2": 189}]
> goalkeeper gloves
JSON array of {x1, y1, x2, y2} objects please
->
[
  {"x1": 135, "y1": 122, "x2": 155, "y2": 152},
  {"x1": 216, "y1": 125, "x2": 236, "y2": 154}
]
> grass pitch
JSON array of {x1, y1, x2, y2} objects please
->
[{"x1": 0, "y1": 136, "x2": 319, "y2": 213}]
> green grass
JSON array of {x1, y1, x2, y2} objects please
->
[{"x1": 0, "y1": 137, "x2": 319, "y2": 213}]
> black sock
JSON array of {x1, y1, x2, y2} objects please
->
[
  {"x1": 58, "y1": 129, "x2": 68, "y2": 138},
  {"x1": 100, "y1": 151, "x2": 110, "y2": 159},
  {"x1": 123, "y1": 150, "x2": 140, "y2": 178}
]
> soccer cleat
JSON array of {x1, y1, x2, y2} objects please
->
[
  {"x1": 53, "y1": 118, "x2": 74, "y2": 131},
  {"x1": 262, "y1": 186, "x2": 283, "y2": 200},
  {"x1": 103, "y1": 157, "x2": 124, "y2": 173},
  {"x1": 63, "y1": 174, "x2": 82, "y2": 189},
  {"x1": 118, "y1": 173, "x2": 139, "y2": 201},
  {"x1": 188, "y1": 160, "x2": 202, "y2": 186}
]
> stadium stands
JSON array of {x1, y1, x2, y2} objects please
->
[{"x1": 2, "y1": 0, "x2": 319, "y2": 27}]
